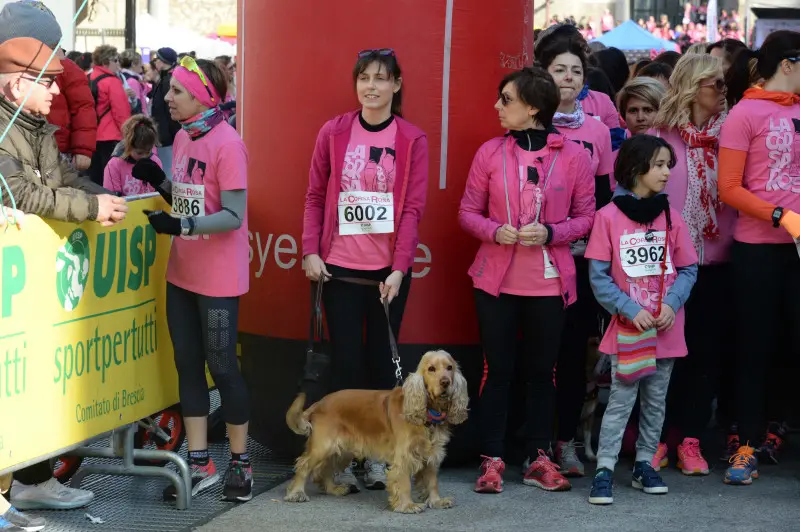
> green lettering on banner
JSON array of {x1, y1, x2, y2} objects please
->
[
  {"x1": 93, "y1": 232, "x2": 116, "y2": 298},
  {"x1": 1, "y1": 246, "x2": 25, "y2": 318},
  {"x1": 127, "y1": 227, "x2": 144, "y2": 291},
  {"x1": 116, "y1": 229, "x2": 128, "y2": 294},
  {"x1": 143, "y1": 224, "x2": 156, "y2": 287}
]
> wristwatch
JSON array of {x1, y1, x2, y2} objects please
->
[
  {"x1": 772, "y1": 206, "x2": 784, "y2": 228},
  {"x1": 180, "y1": 218, "x2": 193, "y2": 236}
]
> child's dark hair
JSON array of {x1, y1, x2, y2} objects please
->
[
  {"x1": 614, "y1": 134, "x2": 676, "y2": 190},
  {"x1": 353, "y1": 50, "x2": 403, "y2": 117},
  {"x1": 725, "y1": 31, "x2": 800, "y2": 107},
  {"x1": 122, "y1": 115, "x2": 158, "y2": 158},
  {"x1": 497, "y1": 65, "x2": 560, "y2": 129}
]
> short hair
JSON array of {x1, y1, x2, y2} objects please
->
[
  {"x1": 706, "y1": 38, "x2": 747, "y2": 58},
  {"x1": 616, "y1": 77, "x2": 666, "y2": 115},
  {"x1": 637, "y1": 61, "x2": 673, "y2": 82},
  {"x1": 119, "y1": 49, "x2": 141, "y2": 69},
  {"x1": 614, "y1": 134, "x2": 676, "y2": 191},
  {"x1": 497, "y1": 65, "x2": 560, "y2": 129},
  {"x1": 92, "y1": 45, "x2": 118, "y2": 67},
  {"x1": 652, "y1": 50, "x2": 681, "y2": 69}
]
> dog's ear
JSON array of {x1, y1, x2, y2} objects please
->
[
  {"x1": 447, "y1": 366, "x2": 469, "y2": 425},
  {"x1": 402, "y1": 373, "x2": 428, "y2": 425}
]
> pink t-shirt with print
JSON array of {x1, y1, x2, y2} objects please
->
[
  {"x1": 719, "y1": 99, "x2": 800, "y2": 244},
  {"x1": 166, "y1": 123, "x2": 249, "y2": 297},
  {"x1": 103, "y1": 150, "x2": 160, "y2": 196},
  {"x1": 500, "y1": 147, "x2": 562, "y2": 297},
  {"x1": 327, "y1": 118, "x2": 397, "y2": 270},
  {"x1": 556, "y1": 117, "x2": 613, "y2": 178},
  {"x1": 586, "y1": 204, "x2": 698, "y2": 358}
]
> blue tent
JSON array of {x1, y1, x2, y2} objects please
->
[{"x1": 591, "y1": 20, "x2": 679, "y2": 52}]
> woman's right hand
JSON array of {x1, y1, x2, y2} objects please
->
[
  {"x1": 132, "y1": 158, "x2": 167, "y2": 188},
  {"x1": 495, "y1": 224, "x2": 519, "y2": 245},
  {"x1": 303, "y1": 254, "x2": 330, "y2": 282},
  {"x1": 631, "y1": 309, "x2": 656, "y2": 332}
]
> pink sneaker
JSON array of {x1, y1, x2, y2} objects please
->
[
  {"x1": 677, "y1": 437, "x2": 710, "y2": 475},
  {"x1": 651, "y1": 443, "x2": 668, "y2": 471},
  {"x1": 474, "y1": 456, "x2": 505, "y2": 493}
]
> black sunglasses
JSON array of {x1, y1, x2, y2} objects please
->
[
  {"x1": 358, "y1": 48, "x2": 395, "y2": 59},
  {"x1": 700, "y1": 79, "x2": 726, "y2": 93}
]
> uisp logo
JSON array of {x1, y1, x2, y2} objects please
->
[{"x1": 56, "y1": 229, "x2": 90, "y2": 311}]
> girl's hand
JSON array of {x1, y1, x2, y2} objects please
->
[
  {"x1": 379, "y1": 270, "x2": 404, "y2": 304},
  {"x1": 632, "y1": 309, "x2": 656, "y2": 332},
  {"x1": 495, "y1": 224, "x2": 519, "y2": 245},
  {"x1": 655, "y1": 304, "x2": 676, "y2": 331},
  {"x1": 302, "y1": 254, "x2": 330, "y2": 282}
]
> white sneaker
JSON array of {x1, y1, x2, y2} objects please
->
[
  {"x1": 363, "y1": 460, "x2": 387, "y2": 490},
  {"x1": 11, "y1": 478, "x2": 94, "y2": 510},
  {"x1": 333, "y1": 461, "x2": 359, "y2": 493}
]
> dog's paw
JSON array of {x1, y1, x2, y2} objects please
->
[
  {"x1": 412, "y1": 489, "x2": 429, "y2": 503},
  {"x1": 428, "y1": 496, "x2": 454, "y2": 509},
  {"x1": 284, "y1": 491, "x2": 310, "y2": 503},
  {"x1": 393, "y1": 502, "x2": 425, "y2": 514}
]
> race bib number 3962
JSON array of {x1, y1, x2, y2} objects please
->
[
  {"x1": 338, "y1": 191, "x2": 394, "y2": 235},
  {"x1": 619, "y1": 231, "x2": 674, "y2": 278},
  {"x1": 171, "y1": 183, "x2": 205, "y2": 217}
]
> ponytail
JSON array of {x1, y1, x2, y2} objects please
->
[
  {"x1": 724, "y1": 48, "x2": 759, "y2": 108},
  {"x1": 121, "y1": 114, "x2": 159, "y2": 158}
]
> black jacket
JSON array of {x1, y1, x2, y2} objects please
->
[{"x1": 150, "y1": 68, "x2": 181, "y2": 147}]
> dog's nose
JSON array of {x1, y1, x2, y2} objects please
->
[{"x1": 440, "y1": 378, "x2": 451, "y2": 388}]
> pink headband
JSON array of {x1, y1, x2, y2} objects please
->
[{"x1": 172, "y1": 66, "x2": 221, "y2": 108}]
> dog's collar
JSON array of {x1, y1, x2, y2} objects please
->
[{"x1": 426, "y1": 408, "x2": 447, "y2": 425}]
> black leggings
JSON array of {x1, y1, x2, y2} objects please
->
[
  {"x1": 475, "y1": 289, "x2": 566, "y2": 458},
  {"x1": 732, "y1": 242, "x2": 800, "y2": 446},
  {"x1": 322, "y1": 264, "x2": 411, "y2": 392},
  {"x1": 13, "y1": 461, "x2": 52, "y2": 486},
  {"x1": 166, "y1": 282, "x2": 249, "y2": 425}
]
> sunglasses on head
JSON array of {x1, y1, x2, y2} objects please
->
[
  {"x1": 784, "y1": 51, "x2": 800, "y2": 64},
  {"x1": 358, "y1": 48, "x2": 395, "y2": 59},
  {"x1": 180, "y1": 56, "x2": 215, "y2": 103}
]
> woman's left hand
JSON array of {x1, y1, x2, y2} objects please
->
[
  {"x1": 518, "y1": 222, "x2": 548, "y2": 246},
  {"x1": 379, "y1": 270, "x2": 404, "y2": 304}
]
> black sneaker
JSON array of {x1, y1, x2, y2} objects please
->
[
  {"x1": 222, "y1": 460, "x2": 253, "y2": 502},
  {"x1": 163, "y1": 460, "x2": 220, "y2": 500}
]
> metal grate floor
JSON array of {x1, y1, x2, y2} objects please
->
[{"x1": 35, "y1": 391, "x2": 294, "y2": 532}]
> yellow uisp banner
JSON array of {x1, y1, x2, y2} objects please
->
[{"x1": 0, "y1": 196, "x2": 178, "y2": 472}]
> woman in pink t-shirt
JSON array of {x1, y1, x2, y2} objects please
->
[
  {"x1": 131, "y1": 58, "x2": 252, "y2": 502},
  {"x1": 587, "y1": 135, "x2": 698, "y2": 505},
  {"x1": 459, "y1": 66, "x2": 594, "y2": 493},
  {"x1": 717, "y1": 30, "x2": 800, "y2": 486},
  {"x1": 648, "y1": 53, "x2": 736, "y2": 475},
  {"x1": 536, "y1": 26, "x2": 615, "y2": 477},
  {"x1": 301, "y1": 49, "x2": 429, "y2": 490}
]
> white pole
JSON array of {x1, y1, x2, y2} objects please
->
[{"x1": 707, "y1": 0, "x2": 719, "y2": 43}]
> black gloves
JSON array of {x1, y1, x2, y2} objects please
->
[
  {"x1": 143, "y1": 209, "x2": 182, "y2": 235},
  {"x1": 132, "y1": 158, "x2": 167, "y2": 187}
]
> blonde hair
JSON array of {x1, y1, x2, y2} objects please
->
[
  {"x1": 121, "y1": 114, "x2": 158, "y2": 158},
  {"x1": 617, "y1": 77, "x2": 667, "y2": 114},
  {"x1": 654, "y1": 54, "x2": 724, "y2": 129},
  {"x1": 685, "y1": 42, "x2": 708, "y2": 55}
]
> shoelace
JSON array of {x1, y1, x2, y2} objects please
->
[
  {"x1": 728, "y1": 449, "x2": 753, "y2": 469},
  {"x1": 682, "y1": 440, "x2": 701, "y2": 458},
  {"x1": 530, "y1": 451, "x2": 562, "y2": 476},
  {"x1": 560, "y1": 441, "x2": 582, "y2": 463},
  {"x1": 367, "y1": 461, "x2": 386, "y2": 475},
  {"x1": 479, "y1": 455, "x2": 504, "y2": 474}
]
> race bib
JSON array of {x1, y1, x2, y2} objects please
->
[
  {"x1": 337, "y1": 191, "x2": 394, "y2": 235},
  {"x1": 543, "y1": 247, "x2": 559, "y2": 279},
  {"x1": 171, "y1": 183, "x2": 205, "y2": 217},
  {"x1": 619, "y1": 231, "x2": 674, "y2": 278}
]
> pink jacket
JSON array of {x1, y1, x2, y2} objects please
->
[
  {"x1": 459, "y1": 132, "x2": 595, "y2": 305},
  {"x1": 582, "y1": 90, "x2": 621, "y2": 129},
  {"x1": 302, "y1": 110, "x2": 429, "y2": 272}
]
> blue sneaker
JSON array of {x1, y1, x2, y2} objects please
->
[
  {"x1": 724, "y1": 445, "x2": 758, "y2": 485},
  {"x1": 632, "y1": 461, "x2": 668, "y2": 494},
  {"x1": 588, "y1": 468, "x2": 614, "y2": 505}
]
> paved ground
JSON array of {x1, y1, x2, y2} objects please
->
[{"x1": 195, "y1": 458, "x2": 800, "y2": 532}]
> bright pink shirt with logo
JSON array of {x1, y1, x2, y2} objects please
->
[
  {"x1": 327, "y1": 119, "x2": 397, "y2": 270},
  {"x1": 586, "y1": 204, "x2": 698, "y2": 358},
  {"x1": 556, "y1": 117, "x2": 613, "y2": 179},
  {"x1": 166, "y1": 123, "x2": 249, "y2": 297},
  {"x1": 500, "y1": 146, "x2": 562, "y2": 296},
  {"x1": 720, "y1": 99, "x2": 800, "y2": 244},
  {"x1": 103, "y1": 149, "x2": 161, "y2": 196}
]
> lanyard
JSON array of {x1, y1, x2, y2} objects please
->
[{"x1": 502, "y1": 141, "x2": 559, "y2": 227}]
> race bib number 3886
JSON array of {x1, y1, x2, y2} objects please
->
[
  {"x1": 338, "y1": 191, "x2": 394, "y2": 235},
  {"x1": 619, "y1": 231, "x2": 674, "y2": 278},
  {"x1": 171, "y1": 183, "x2": 205, "y2": 217}
]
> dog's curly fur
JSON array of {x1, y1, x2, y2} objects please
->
[{"x1": 284, "y1": 350, "x2": 469, "y2": 513}]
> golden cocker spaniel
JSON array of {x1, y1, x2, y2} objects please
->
[{"x1": 284, "y1": 349, "x2": 469, "y2": 513}]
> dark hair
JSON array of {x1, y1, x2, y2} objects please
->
[
  {"x1": 534, "y1": 23, "x2": 589, "y2": 58},
  {"x1": 653, "y1": 51, "x2": 681, "y2": 69},
  {"x1": 633, "y1": 59, "x2": 652, "y2": 76},
  {"x1": 706, "y1": 38, "x2": 747, "y2": 58},
  {"x1": 195, "y1": 58, "x2": 228, "y2": 102},
  {"x1": 77, "y1": 52, "x2": 92, "y2": 71},
  {"x1": 122, "y1": 114, "x2": 159, "y2": 158},
  {"x1": 353, "y1": 51, "x2": 403, "y2": 117},
  {"x1": 637, "y1": 61, "x2": 673, "y2": 82},
  {"x1": 614, "y1": 134, "x2": 676, "y2": 190},
  {"x1": 586, "y1": 67, "x2": 615, "y2": 102},
  {"x1": 726, "y1": 31, "x2": 800, "y2": 107},
  {"x1": 535, "y1": 35, "x2": 589, "y2": 75},
  {"x1": 592, "y1": 48, "x2": 630, "y2": 94},
  {"x1": 497, "y1": 65, "x2": 560, "y2": 129},
  {"x1": 66, "y1": 50, "x2": 83, "y2": 63}
]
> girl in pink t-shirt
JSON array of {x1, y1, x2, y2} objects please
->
[
  {"x1": 301, "y1": 50, "x2": 429, "y2": 489},
  {"x1": 103, "y1": 114, "x2": 161, "y2": 196},
  {"x1": 131, "y1": 58, "x2": 253, "y2": 502},
  {"x1": 717, "y1": 30, "x2": 800, "y2": 486},
  {"x1": 587, "y1": 135, "x2": 698, "y2": 505}
]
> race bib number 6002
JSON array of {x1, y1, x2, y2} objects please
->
[
  {"x1": 338, "y1": 191, "x2": 394, "y2": 235},
  {"x1": 171, "y1": 183, "x2": 205, "y2": 217},
  {"x1": 619, "y1": 231, "x2": 674, "y2": 278}
]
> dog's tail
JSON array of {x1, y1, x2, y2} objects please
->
[{"x1": 286, "y1": 393, "x2": 313, "y2": 436}]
